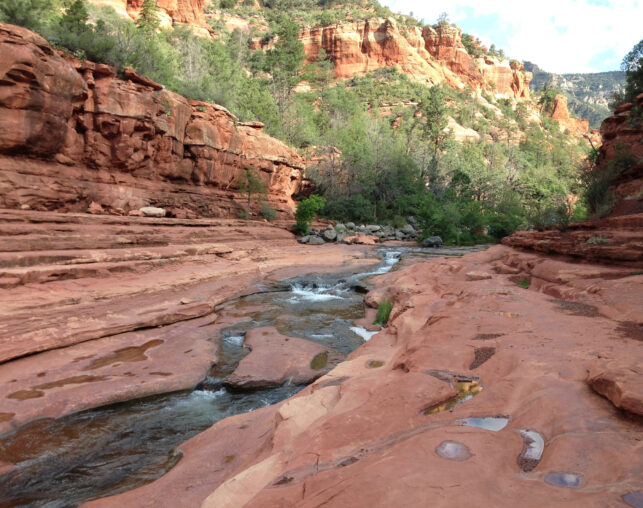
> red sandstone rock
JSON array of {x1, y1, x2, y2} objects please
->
[
  {"x1": 342, "y1": 234, "x2": 379, "y2": 245},
  {"x1": 0, "y1": 23, "x2": 305, "y2": 218},
  {"x1": 588, "y1": 361, "x2": 643, "y2": 416},
  {"x1": 550, "y1": 94, "x2": 589, "y2": 136},
  {"x1": 225, "y1": 327, "x2": 343, "y2": 389},
  {"x1": 91, "y1": 244, "x2": 643, "y2": 507},
  {"x1": 299, "y1": 19, "x2": 531, "y2": 100}
]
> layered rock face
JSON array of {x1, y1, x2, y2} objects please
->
[
  {"x1": 597, "y1": 93, "x2": 643, "y2": 216},
  {"x1": 550, "y1": 93, "x2": 590, "y2": 136},
  {"x1": 0, "y1": 24, "x2": 305, "y2": 217},
  {"x1": 299, "y1": 19, "x2": 531, "y2": 100},
  {"x1": 87, "y1": 0, "x2": 208, "y2": 30}
]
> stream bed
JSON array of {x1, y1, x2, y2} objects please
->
[{"x1": 0, "y1": 245, "x2": 483, "y2": 507}]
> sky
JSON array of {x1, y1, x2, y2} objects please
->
[{"x1": 381, "y1": 0, "x2": 642, "y2": 73}]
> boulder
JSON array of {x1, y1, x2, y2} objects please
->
[
  {"x1": 401, "y1": 224, "x2": 416, "y2": 235},
  {"x1": 366, "y1": 225, "x2": 382, "y2": 233},
  {"x1": 322, "y1": 229, "x2": 337, "y2": 242},
  {"x1": 335, "y1": 223, "x2": 346, "y2": 231},
  {"x1": 308, "y1": 236, "x2": 325, "y2": 245},
  {"x1": 297, "y1": 235, "x2": 311, "y2": 244},
  {"x1": 139, "y1": 207, "x2": 166, "y2": 218},
  {"x1": 346, "y1": 222, "x2": 356, "y2": 229},
  {"x1": 343, "y1": 235, "x2": 379, "y2": 245},
  {"x1": 422, "y1": 236, "x2": 443, "y2": 248},
  {"x1": 465, "y1": 271, "x2": 493, "y2": 281}
]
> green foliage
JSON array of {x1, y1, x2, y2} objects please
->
[
  {"x1": 259, "y1": 203, "x2": 278, "y2": 221},
  {"x1": 613, "y1": 39, "x2": 643, "y2": 107},
  {"x1": 136, "y1": 0, "x2": 160, "y2": 31},
  {"x1": 0, "y1": 0, "x2": 53, "y2": 30},
  {"x1": 517, "y1": 279, "x2": 530, "y2": 289},
  {"x1": 373, "y1": 300, "x2": 393, "y2": 325},
  {"x1": 294, "y1": 195, "x2": 325, "y2": 235},
  {"x1": 537, "y1": 83, "x2": 561, "y2": 114},
  {"x1": 581, "y1": 144, "x2": 633, "y2": 218},
  {"x1": 585, "y1": 235, "x2": 610, "y2": 245},
  {"x1": 238, "y1": 167, "x2": 268, "y2": 214}
]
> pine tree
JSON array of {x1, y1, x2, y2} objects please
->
[
  {"x1": 136, "y1": 0, "x2": 160, "y2": 31},
  {"x1": 60, "y1": 0, "x2": 89, "y2": 33}
]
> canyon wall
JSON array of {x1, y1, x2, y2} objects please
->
[
  {"x1": 0, "y1": 23, "x2": 305, "y2": 218},
  {"x1": 299, "y1": 19, "x2": 532, "y2": 100},
  {"x1": 88, "y1": 0, "x2": 209, "y2": 32},
  {"x1": 504, "y1": 94, "x2": 642, "y2": 260},
  {"x1": 597, "y1": 93, "x2": 643, "y2": 216}
]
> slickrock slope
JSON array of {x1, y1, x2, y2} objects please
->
[
  {"x1": 87, "y1": 244, "x2": 643, "y2": 508},
  {"x1": 0, "y1": 24, "x2": 305, "y2": 218},
  {"x1": 0, "y1": 209, "x2": 377, "y2": 434},
  {"x1": 299, "y1": 19, "x2": 531, "y2": 99}
]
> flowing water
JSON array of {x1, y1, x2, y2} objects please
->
[{"x1": 0, "y1": 245, "x2": 484, "y2": 507}]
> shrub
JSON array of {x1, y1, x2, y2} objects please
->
[
  {"x1": 294, "y1": 194, "x2": 325, "y2": 235},
  {"x1": 517, "y1": 279, "x2": 530, "y2": 289},
  {"x1": 373, "y1": 300, "x2": 393, "y2": 325},
  {"x1": 259, "y1": 203, "x2": 278, "y2": 221}
]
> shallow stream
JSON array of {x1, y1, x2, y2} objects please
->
[{"x1": 0, "y1": 245, "x2": 482, "y2": 507}]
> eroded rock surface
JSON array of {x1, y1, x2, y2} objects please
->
[
  {"x1": 0, "y1": 24, "x2": 305, "y2": 218},
  {"x1": 299, "y1": 19, "x2": 531, "y2": 99},
  {"x1": 225, "y1": 327, "x2": 343, "y2": 389},
  {"x1": 0, "y1": 209, "x2": 377, "y2": 434},
  {"x1": 88, "y1": 244, "x2": 643, "y2": 507}
]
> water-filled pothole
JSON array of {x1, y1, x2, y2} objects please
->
[
  {"x1": 435, "y1": 441, "x2": 472, "y2": 461},
  {"x1": 544, "y1": 472, "x2": 582, "y2": 488},
  {"x1": 459, "y1": 416, "x2": 508, "y2": 431}
]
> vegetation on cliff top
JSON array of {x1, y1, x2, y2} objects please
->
[{"x1": 0, "y1": 0, "x2": 615, "y2": 242}]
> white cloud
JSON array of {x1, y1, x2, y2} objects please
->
[{"x1": 382, "y1": 0, "x2": 643, "y2": 73}]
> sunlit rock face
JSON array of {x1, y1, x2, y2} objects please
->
[{"x1": 0, "y1": 23, "x2": 305, "y2": 217}]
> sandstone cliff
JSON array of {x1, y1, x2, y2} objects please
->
[
  {"x1": 0, "y1": 24, "x2": 305, "y2": 218},
  {"x1": 550, "y1": 93, "x2": 590, "y2": 137},
  {"x1": 297, "y1": 19, "x2": 531, "y2": 100},
  {"x1": 88, "y1": 0, "x2": 209, "y2": 33}
]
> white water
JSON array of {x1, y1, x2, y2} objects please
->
[
  {"x1": 223, "y1": 335, "x2": 245, "y2": 346},
  {"x1": 288, "y1": 283, "x2": 346, "y2": 302},
  {"x1": 350, "y1": 326, "x2": 379, "y2": 342}
]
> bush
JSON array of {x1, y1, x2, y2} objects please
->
[
  {"x1": 294, "y1": 194, "x2": 325, "y2": 235},
  {"x1": 373, "y1": 300, "x2": 393, "y2": 325},
  {"x1": 259, "y1": 203, "x2": 278, "y2": 221}
]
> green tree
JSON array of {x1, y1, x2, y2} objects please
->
[
  {"x1": 294, "y1": 195, "x2": 326, "y2": 235},
  {"x1": 238, "y1": 167, "x2": 268, "y2": 214},
  {"x1": 617, "y1": 39, "x2": 643, "y2": 105},
  {"x1": 0, "y1": 0, "x2": 52, "y2": 30},
  {"x1": 136, "y1": 0, "x2": 160, "y2": 32},
  {"x1": 60, "y1": 0, "x2": 90, "y2": 33},
  {"x1": 266, "y1": 14, "x2": 306, "y2": 124},
  {"x1": 418, "y1": 85, "x2": 450, "y2": 179}
]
